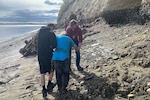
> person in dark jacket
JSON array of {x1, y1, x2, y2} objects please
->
[
  {"x1": 69, "y1": 11, "x2": 77, "y2": 21},
  {"x1": 37, "y1": 23, "x2": 56, "y2": 98}
]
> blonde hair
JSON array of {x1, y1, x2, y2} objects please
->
[{"x1": 69, "y1": 19, "x2": 78, "y2": 27}]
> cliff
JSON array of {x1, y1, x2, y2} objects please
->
[{"x1": 58, "y1": 0, "x2": 150, "y2": 24}]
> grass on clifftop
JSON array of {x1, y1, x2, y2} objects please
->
[{"x1": 57, "y1": 0, "x2": 75, "y2": 22}]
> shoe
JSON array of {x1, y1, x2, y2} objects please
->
[
  {"x1": 42, "y1": 89, "x2": 47, "y2": 98},
  {"x1": 59, "y1": 88, "x2": 67, "y2": 94},
  {"x1": 61, "y1": 88, "x2": 67, "y2": 94},
  {"x1": 47, "y1": 82, "x2": 57, "y2": 94},
  {"x1": 77, "y1": 66, "x2": 83, "y2": 71}
]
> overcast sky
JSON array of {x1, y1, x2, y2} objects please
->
[{"x1": 0, "y1": 0, "x2": 63, "y2": 22}]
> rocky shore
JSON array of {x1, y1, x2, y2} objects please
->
[{"x1": 0, "y1": 19, "x2": 149, "y2": 100}]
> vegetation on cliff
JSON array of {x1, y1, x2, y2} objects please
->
[{"x1": 57, "y1": 0, "x2": 75, "y2": 22}]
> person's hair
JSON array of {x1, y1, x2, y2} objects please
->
[
  {"x1": 47, "y1": 23, "x2": 55, "y2": 29},
  {"x1": 59, "y1": 31, "x2": 67, "y2": 36},
  {"x1": 69, "y1": 19, "x2": 78, "y2": 27}
]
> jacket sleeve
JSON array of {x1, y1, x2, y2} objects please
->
[
  {"x1": 78, "y1": 28, "x2": 83, "y2": 43},
  {"x1": 66, "y1": 27, "x2": 72, "y2": 38},
  {"x1": 50, "y1": 32, "x2": 57, "y2": 49}
]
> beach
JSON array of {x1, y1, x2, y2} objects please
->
[
  {"x1": 0, "y1": 30, "x2": 40, "y2": 99},
  {"x1": 0, "y1": 21, "x2": 150, "y2": 100}
]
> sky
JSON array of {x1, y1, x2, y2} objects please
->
[{"x1": 0, "y1": 0, "x2": 63, "y2": 22}]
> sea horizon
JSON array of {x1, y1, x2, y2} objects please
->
[
  {"x1": 0, "y1": 24, "x2": 44, "y2": 43},
  {"x1": 0, "y1": 21, "x2": 57, "y2": 25}
]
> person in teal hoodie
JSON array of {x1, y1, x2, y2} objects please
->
[{"x1": 52, "y1": 33, "x2": 78, "y2": 94}]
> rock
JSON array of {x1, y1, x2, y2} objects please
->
[
  {"x1": 117, "y1": 88, "x2": 130, "y2": 98},
  {"x1": 147, "y1": 82, "x2": 150, "y2": 87},
  {"x1": 141, "y1": 60, "x2": 150, "y2": 68},
  {"x1": 131, "y1": 58, "x2": 150, "y2": 68},
  {"x1": 101, "y1": 85, "x2": 114, "y2": 98},
  {"x1": 122, "y1": 74, "x2": 128, "y2": 81},
  {"x1": 80, "y1": 89, "x2": 88, "y2": 94},
  {"x1": 95, "y1": 65, "x2": 100, "y2": 69},
  {"x1": 110, "y1": 81, "x2": 119, "y2": 91},
  {"x1": 131, "y1": 52, "x2": 139, "y2": 59},
  {"x1": 0, "y1": 87, "x2": 7, "y2": 94},
  {"x1": 128, "y1": 93, "x2": 135, "y2": 99},
  {"x1": 146, "y1": 88, "x2": 150, "y2": 94},
  {"x1": 120, "y1": 53, "x2": 128, "y2": 58},
  {"x1": 112, "y1": 55, "x2": 119, "y2": 60},
  {"x1": 126, "y1": 77, "x2": 133, "y2": 83},
  {"x1": 0, "y1": 81, "x2": 6, "y2": 85},
  {"x1": 80, "y1": 81, "x2": 85, "y2": 86}
]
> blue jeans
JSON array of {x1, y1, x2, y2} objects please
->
[
  {"x1": 69, "y1": 40, "x2": 81, "y2": 70},
  {"x1": 54, "y1": 59, "x2": 70, "y2": 90}
]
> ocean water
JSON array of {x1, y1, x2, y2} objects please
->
[{"x1": 0, "y1": 25, "x2": 44, "y2": 43}]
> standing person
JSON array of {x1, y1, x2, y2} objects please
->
[
  {"x1": 37, "y1": 23, "x2": 57, "y2": 98},
  {"x1": 69, "y1": 11, "x2": 77, "y2": 21},
  {"x1": 66, "y1": 19, "x2": 83, "y2": 71},
  {"x1": 77, "y1": 11, "x2": 85, "y2": 28},
  {"x1": 52, "y1": 33, "x2": 78, "y2": 94}
]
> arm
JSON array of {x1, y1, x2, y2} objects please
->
[
  {"x1": 69, "y1": 37, "x2": 79, "y2": 51},
  {"x1": 50, "y1": 32, "x2": 57, "y2": 49},
  {"x1": 73, "y1": 44, "x2": 78, "y2": 52},
  {"x1": 78, "y1": 27, "x2": 83, "y2": 49},
  {"x1": 66, "y1": 27, "x2": 72, "y2": 38}
]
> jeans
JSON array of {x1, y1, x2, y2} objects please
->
[
  {"x1": 54, "y1": 59, "x2": 70, "y2": 90},
  {"x1": 69, "y1": 40, "x2": 81, "y2": 70}
]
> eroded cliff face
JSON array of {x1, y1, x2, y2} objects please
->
[
  {"x1": 58, "y1": 0, "x2": 150, "y2": 24},
  {"x1": 142, "y1": 0, "x2": 150, "y2": 4},
  {"x1": 140, "y1": 0, "x2": 150, "y2": 21},
  {"x1": 103, "y1": 0, "x2": 141, "y2": 11}
]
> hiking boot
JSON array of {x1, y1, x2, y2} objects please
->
[
  {"x1": 42, "y1": 89, "x2": 47, "y2": 98},
  {"x1": 77, "y1": 66, "x2": 83, "y2": 71},
  {"x1": 47, "y1": 82, "x2": 57, "y2": 94}
]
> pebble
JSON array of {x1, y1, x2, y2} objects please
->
[
  {"x1": 112, "y1": 56, "x2": 119, "y2": 60},
  {"x1": 80, "y1": 81, "x2": 85, "y2": 86},
  {"x1": 147, "y1": 82, "x2": 150, "y2": 87},
  {"x1": 127, "y1": 93, "x2": 135, "y2": 99},
  {"x1": 146, "y1": 88, "x2": 150, "y2": 94}
]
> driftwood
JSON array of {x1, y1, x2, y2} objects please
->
[{"x1": 19, "y1": 33, "x2": 38, "y2": 57}]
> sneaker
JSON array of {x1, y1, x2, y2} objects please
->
[
  {"x1": 42, "y1": 89, "x2": 47, "y2": 98},
  {"x1": 77, "y1": 66, "x2": 83, "y2": 71},
  {"x1": 47, "y1": 82, "x2": 57, "y2": 94}
]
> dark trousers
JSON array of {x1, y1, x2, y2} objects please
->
[
  {"x1": 69, "y1": 40, "x2": 81, "y2": 70},
  {"x1": 54, "y1": 59, "x2": 70, "y2": 90}
]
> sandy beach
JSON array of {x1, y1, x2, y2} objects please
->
[{"x1": 0, "y1": 21, "x2": 150, "y2": 100}]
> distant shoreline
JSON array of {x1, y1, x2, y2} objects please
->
[{"x1": 0, "y1": 22, "x2": 49, "y2": 25}]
